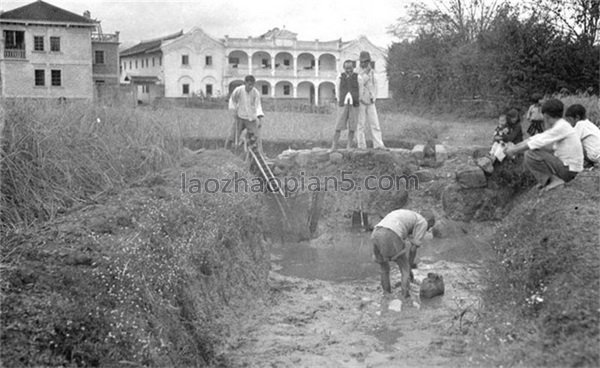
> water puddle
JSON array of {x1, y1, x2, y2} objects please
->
[{"x1": 272, "y1": 230, "x2": 378, "y2": 282}]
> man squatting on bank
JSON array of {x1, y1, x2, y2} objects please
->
[
  {"x1": 371, "y1": 209, "x2": 435, "y2": 297},
  {"x1": 226, "y1": 75, "x2": 264, "y2": 149}
]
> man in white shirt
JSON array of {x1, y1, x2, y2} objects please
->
[
  {"x1": 356, "y1": 51, "x2": 385, "y2": 149},
  {"x1": 565, "y1": 104, "x2": 600, "y2": 166},
  {"x1": 226, "y1": 75, "x2": 264, "y2": 149},
  {"x1": 371, "y1": 209, "x2": 435, "y2": 297},
  {"x1": 505, "y1": 98, "x2": 583, "y2": 191},
  {"x1": 331, "y1": 60, "x2": 359, "y2": 150}
]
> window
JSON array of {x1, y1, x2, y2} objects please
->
[
  {"x1": 34, "y1": 36, "x2": 44, "y2": 51},
  {"x1": 94, "y1": 50, "x2": 105, "y2": 64},
  {"x1": 4, "y1": 30, "x2": 25, "y2": 49},
  {"x1": 261, "y1": 85, "x2": 268, "y2": 95},
  {"x1": 4, "y1": 30, "x2": 25, "y2": 58},
  {"x1": 51, "y1": 70, "x2": 61, "y2": 86},
  {"x1": 141, "y1": 85, "x2": 150, "y2": 93},
  {"x1": 182, "y1": 54, "x2": 189, "y2": 65},
  {"x1": 283, "y1": 59, "x2": 290, "y2": 66},
  {"x1": 135, "y1": 60, "x2": 138, "y2": 68},
  {"x1": 205, "y1": 55, "x2": 212, "y2": 66},
  {"x1": 34, "y1": 69, "x2": 45, "y2": 86},
  {"x1": 283, "y1": 85, "x2": 290, "y2": 96},
  {"x1": 152, "y1": 57, "x2": 155, "y2": 66},
  {"x1": 146, "y1": 58, "x2": 149, "y2": 67},
  {"x1": 206, "y1": 84, "x2": 213, "y2": 96},
  {"x1": 262, "y1": 58, "x2": 269, "y2": 67},
  {"x1": 229, "y1": 57, "x2": 239, "y2": 65},
  {"x1": 310, "y1": 59, "x2": 315, "y2": 67},
  {"x1": 50, "y1": 37, "x2": 60, "y2": 52},
  {"x1": 182, "y1": 84, "x2": 190, "y2": 95},
  {"x1": 129, "y1": 60, "x2": 132, "y2": 69}
]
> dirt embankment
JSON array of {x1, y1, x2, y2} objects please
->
[
  {"x1": 470, "y1": 172, "x2": 600, "y2": 367},
  {"x1": 1, "y1": 151, "x2": 270, "y2": 367}
]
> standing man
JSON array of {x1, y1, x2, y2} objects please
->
[
  {"x1": 357, "y1": 51, "x2": 385, "y2": 149},
  {"x1": 505, "y1": 98, "x2": 583, "y2": 191},
  {"x1": 371, "y1": 209, "x2": 435, "y2": 297},
  {"x1": 225, "y1": 75, "x2": 264, "y2": 150},
  {"x1": 331, "y1": 60, "x2": 359, "y2": 150}
]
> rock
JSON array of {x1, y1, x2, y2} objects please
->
[
  {"x1": 435, "y1": 144, "x2": 448, "y2": 163},
  {"x1": 411, "y1": 144, "x2": 425, "y2": 160},
  {"x1": 420, "y1": 273, "x2": 445, "y2": 299},
  {"x1": 313, "y1": 150, "x2": 330, "y2": 163},
  {"x1": 456, "y1": 166, "x2": 487, "y2": 189},
  {"x1": 472, "y1": 146, "x2": 491, "y2": 159},
  {"x1": 295, "y1": 150, "x2": 313, "y2": 166},
  {"x1": 329, "y1": 152, "x2": 343, "y2": 164},
  {"x1": 476, "y1": 156, "x2": 494, "y2": 174},
  {"x1": 388, "y1": 299, "x2": 403, "y2": 312},
  {"x1": 373, "y1": 150, "x2": 392, "y2": 163},
  {"x1": 414, "y1": 169, "x2": 435, "y2": 183},
  {"x1": 432, "y1": 218, "x2": 468, "y2": 238}
]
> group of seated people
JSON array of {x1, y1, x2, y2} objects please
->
[{"x1": 489, "y1": 98, "x2": 600, "y2": 191}]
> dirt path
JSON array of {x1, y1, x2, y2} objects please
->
[{"x1": 229, "y1": 231, "x2": 494, "y2": 368}]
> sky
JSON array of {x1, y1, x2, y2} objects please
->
[{"x1": 1, "y1": 0, "x2": 411, "y2": 49}]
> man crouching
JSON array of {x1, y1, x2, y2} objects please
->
[{"x1": 371, "y1": 209, "x2": 435, "y2": 297}]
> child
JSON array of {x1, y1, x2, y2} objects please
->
[
  {"x1": 490, "y1": 109, "x2": 523, "y2": 161},
  {"x1": 526, "y1": 93, "x2": 545, "y2": 136},
  {"x1": 564, "y1": 104, "x2": 600, "y2": 167}
]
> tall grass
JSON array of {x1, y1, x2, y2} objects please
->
[{"x1": 1, "y1": 99, "x2": 182, "y2": 227}]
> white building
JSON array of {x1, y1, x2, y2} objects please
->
[{"x1": 120, "y1": 27, "x2": 389, "y2": 105}]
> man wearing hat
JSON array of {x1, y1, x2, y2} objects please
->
[
  {"x1": 357, "y1": 51, "x2": 385, "y2": 149},
  {"x1": 371, "y1": 209, "x2": 435, "y2": 297}
]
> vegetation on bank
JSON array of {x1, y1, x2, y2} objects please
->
[
  {"x1": 472, "y1": 175, "x2": 599, "y2": 367},
  {"x1": 1, "y1": 150, "x2": 269, "y2": 367},
  {"x1": 1, "y1": 99, "x2": 182, "y2": 227}
]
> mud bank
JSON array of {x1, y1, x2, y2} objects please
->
[{"x1": 229, "y1": 225, "x2": 495, "y2": 368}]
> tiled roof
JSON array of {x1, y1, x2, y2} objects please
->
[
  {"x1": 260, "y1": 27, "x2": 298, "y2": 40},
  {"x1": 0, "y1": 0, "x2": 96, "y2": 24},
  {"x1": 120, "y1": 30, "x2": 183, "y2": 57}
]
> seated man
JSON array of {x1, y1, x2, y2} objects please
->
[
  {"x1": 564, "y1": 104, "x2": 600, "y2": 167},
  {"x1": 371, "y1": 209, "x2": 435, "y2": 298},
  {"x1": 505, "y1": 98, "x2": 583, "y2": 191}
]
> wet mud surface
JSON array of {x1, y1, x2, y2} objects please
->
[{"x1": 230, "y1": 227, "x2": 494, "y2": 367}]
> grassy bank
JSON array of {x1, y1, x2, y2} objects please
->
[
  {"x1": 1, "y1": 100, "x2": 182, "y2": 227},
  {"x1": 1, "y1": 150, "x2": 269, "y2": 367},
  {"x1": 471, "y1": 173, "x2": 600, "y2": 367}
]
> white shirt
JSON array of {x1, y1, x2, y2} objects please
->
[
  {"x1": 574, "y1": 119, "x2": 600, "y2": 162},
  {"x1": 527, "y1": 119, "x2": 584, "y2": 172},
  {"x1": 375, "y1": 209, "x2": 429, "y2": 246},
  {"x1": 358, "y1": 68, "x2": 377, "y2": 105},
  {"x1": 228, "y1": 85, "x2": 264, "y2": 121}
]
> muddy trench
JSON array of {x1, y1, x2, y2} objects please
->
[{"x1": 228, "y1": 150, "x2": 510, "y2": 367}]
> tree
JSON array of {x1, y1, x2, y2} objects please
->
[{"x1": 525, "y1": 0, "x2": 600, "y2": 45}]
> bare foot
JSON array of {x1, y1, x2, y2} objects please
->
[{"x1": 543, "y1": 177, "x2": 565, "y2": 192}]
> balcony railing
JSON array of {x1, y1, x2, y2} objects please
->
[
  {"x1": 4, "y1": 49, "x2": 26, "y2": 59},
  {"x1": 92, "y1": 33, "x2": 119, "y2": 42}
]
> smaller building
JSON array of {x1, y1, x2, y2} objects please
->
[{"x1": 0, "y1": 1, "x2": 119, "y2": 99}]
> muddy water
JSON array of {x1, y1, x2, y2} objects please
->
[{"x1": 232, "y1": 229, "x2": 493, "y2": 367}]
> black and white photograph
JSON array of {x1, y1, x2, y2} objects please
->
[{"x1": 1, "y1": 0, "x2": 598, "y2": 366}]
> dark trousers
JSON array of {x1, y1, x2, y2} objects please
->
[
  {"x1": 371, "y1": 227, "x2": 415, "y2": 297},
  {"x1": 524, "y1": 150, "x2": 577, "y2": 186}
]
